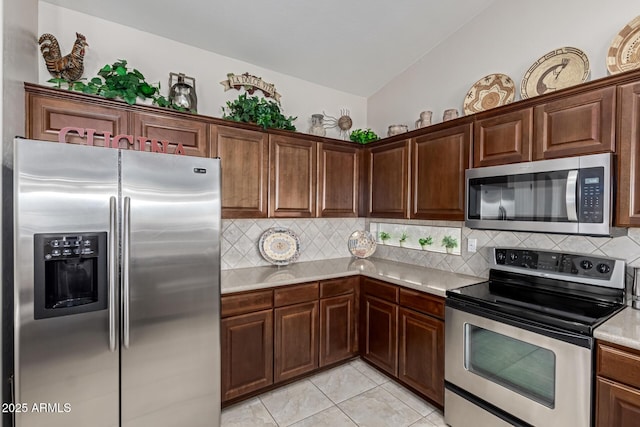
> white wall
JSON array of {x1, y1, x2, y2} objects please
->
[
  {"x1": 368, "y1": 0, "x2": 640, "y2": 137},
  {"x1": 37, "y1": 2, "x2": 367, "y2": 139}
]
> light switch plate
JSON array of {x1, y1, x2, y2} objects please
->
[{"x1": 467, "y1": 238, "x2": 477, "y2": 253}]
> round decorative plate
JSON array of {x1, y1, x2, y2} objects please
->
[
  {"x1": 347, "y1": 230, "x2": 377, "y2": 259},
  {"x1": 258, "y1": 227, "x2": 301, "y2": 266},
  {"x1": 463, "y1": 73, "x2": 515, "y2": 115},
  {"x1": 521, "y1": 47, "x2": 590, "y2": 99},
  {"x1": 607, "y1": 15, "x2": 640, "y2": 74}
]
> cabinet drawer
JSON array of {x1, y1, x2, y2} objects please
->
[
  {"x1": 274, "y1": 282, "x2": 319, "y2": 307},
  {"x1": 399, "y1": 288, "x2": 444, "y2": 320},
  {"x1": 361, "y1": 278, "x2": 398, "y2": 303},
  {"x1": 221, "y1": 289, "x2": 273, "y2": 318},
  {"x1": 597, "y1": 342, "x2": 640, "y2": 389},
  {"x1": 320, "y1": 276, "x2": 358, "y2": 298}
]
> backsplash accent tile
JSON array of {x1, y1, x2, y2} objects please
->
[{"x1": 221, "y1": 218, "x2": 366, "y2": 270}]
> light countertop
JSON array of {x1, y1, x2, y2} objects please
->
[
  {"x1": 595, "y1": 306, "x2": 640, "y2": 351},
  {"x1": 221, "y1": 257, "x2": 483, "y2": 297}
]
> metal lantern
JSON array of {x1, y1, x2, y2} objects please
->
[{"x1": 169, "y1": 72, "x2": 197, "y2": 110}]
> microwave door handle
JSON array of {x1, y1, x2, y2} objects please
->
[
  {"x1": 122, "y1": 196, "x2": 131, "y2": 349},
  {"x1": 108, "y1": 196, "x2": 117, "y2": 352},
  {"x1": 566, "y1": 170, "x2": 579, "y2": 222}
]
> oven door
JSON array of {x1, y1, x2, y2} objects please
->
[{"x1": 444, "y1": 306, "x2": 592, "y2": 427}]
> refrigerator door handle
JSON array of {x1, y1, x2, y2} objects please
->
[
  {"x1": 109, "y1": 196, "x2": 117, "y2": 352},
  {"x1": 123, "y1": 196, "x2": 131, "y2": 349}
]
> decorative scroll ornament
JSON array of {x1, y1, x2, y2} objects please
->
[{"x1": 220, "y1": 72, "x2": 282, "y2": 102}]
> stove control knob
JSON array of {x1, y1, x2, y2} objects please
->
[
  {"x1": 496, "y1": 251, "x2": 506, "y2": 264},
  {"x1": 597, "y1": 263, "x2": 611, "y2": 274},
  {"x1": 580, "y1": 260, "x2": 593, "y2": 270},
  {"x1": 509, "y1": 252, "x2": 518, "y2": 262}
]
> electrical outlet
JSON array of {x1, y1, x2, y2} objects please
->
[{"x1": 467, "y1": 238, "x2": 477, "y2": 253}]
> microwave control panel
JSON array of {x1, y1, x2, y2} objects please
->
[{"x1": 579, "y1": 168, "x2": 604, "y2": 223}]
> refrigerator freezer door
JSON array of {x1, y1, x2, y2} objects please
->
[
  {"x1": 14, "y1": 140, "x2": 119, "y2": 427},
  {"x1": 120, "y1": 150, "x2": 221, "y2": 427}
]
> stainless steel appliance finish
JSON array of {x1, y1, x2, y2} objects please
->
[
  {"x1": 14, "y1": 139, "x2": 221, "y2": 427},
  {"x1": 465, "y1": 153, "x2": 617, "y2": 236},
  {"x1": 633, "y1": 267, "x2": 640, "y2": 309},
  {"x1": 444, "y1": 247, "x2": 626, "y2": 427}
]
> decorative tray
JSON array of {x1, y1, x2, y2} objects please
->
[
  {"x1": 258, "y1": 227, "x2": 301, "y2": 266},
  {"x1": 521, "y1": 47, "x2": 590, "y2": 99},
  {"x1": 463, "y1": 73, "x2": 515, "y2": 115},
  {"x1": 347, "y1": 230, "x2": 377, "y2": 259},
  {"x1": 607, "y1": 15, "x2": 640, "y2": 74}
]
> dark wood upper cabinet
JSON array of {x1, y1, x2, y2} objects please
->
[
  {"x1": 474, "y1": 108, "x2": 533, "y2": 167},
  {"x1": 533, "y1": 86, "x2": 616, "y2": 160},
  {"x1": 317, "y1": 143, "x2": 359, "y2": 217},
  {"x1": 366, "y1": 140, "x2": 410, "y2": 218},
  {"x1": 411, "y1": 123, "x2": 471, "y2": 220},
  {"x1": 212, "y1": 126, "x2": 269, "y2": 218},
  {"x1": 269, "y1": 134, "x2": 317, "y2": 217},
  {"x1": 133, "y1": 112, "x2": 209, "y2": 157},
  {"x1": 616, "y1": 81, "x2": 640, "y2": 227},
  {"x1": 27, "y1": 90, "x2": 129, "y2": 145}
]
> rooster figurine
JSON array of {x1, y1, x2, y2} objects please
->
[{"x1": 38, "y1": 32, "x2": 88, "y2": 82}]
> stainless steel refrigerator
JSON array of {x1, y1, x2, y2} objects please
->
[{"x1": 13, "y1": 139, "x2": 221, "y2": 427}]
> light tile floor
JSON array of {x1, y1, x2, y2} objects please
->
[{"x1": 222, "y1": 359, "x2": 447, "y2": 427}]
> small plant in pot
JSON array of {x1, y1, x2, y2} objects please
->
[
  {"x1": 418, "y1": 236, "x2": 433, "y2": 250},
  {"x1": 349, "y1": 128, "x2": 379, "y2": 144},
  {"x1": 399, "y1": 232, "x2": 409, "y2": 247},
  {"x1": 442, "y1": 235, "x2": 458, "y2": 254},
  {"x1": 222, "y1": 93, "x2": 296, "y2": 130},
  {"x1": 379, "y1": 231, "x2": 391, "y2": 245}
]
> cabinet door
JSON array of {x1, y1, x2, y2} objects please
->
[
  {"x1": 319, "y1": 293, "x2": 357, "y2": 367},
  {"x1": 398, "y1": 308, "x2": 444, "y2": 406},
  {"x1": 317, "y1": 143, "x2": 359, "y2": 217},
  {"x1": 474, "y1": 108, "x2": 533, "y2": 167},
  {"x1": 221, "y1": 310, "x2": 273, "y2": 402},
  {"x1": 213, "y1": 126, "x2": 269, "y2": 218},
  {"x1": 27, "y1": 93, "x2": 129, "y2": 145},
  {"x1": 269, "y1": 135, "x2": 317, "y2": 217},
  {"x1": 596, "y1": 377, "x2": 640, "y2": 427},
  {"x1": 133, "y1": 112, "x2": 209, "y2": 156},
  {"x1": 616, "y1": 82, "x2": 640, "y2": 226},
  {"x1": 534, "y1": 86, "x2": 615, "y2": 160},
  {"x1": 361, "y1": 295, "x2": 398, "y2": 376},
  {"x1": 274, "y1": 301, "x2": 319, "y2": 382},
  {"x1": 366, "y1": 140, "x2": 410, "y2": 218},
  {"x1": 411, "y1": 124, "x2": 471, "y2": 220}
]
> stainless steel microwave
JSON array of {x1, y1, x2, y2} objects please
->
[{"x1": 465, "y1": 153, "x2": 617, "y2": 236}]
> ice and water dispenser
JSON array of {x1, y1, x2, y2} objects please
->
[{"x1": 33, "y1": 232, "x2": 108, "y2": 319}]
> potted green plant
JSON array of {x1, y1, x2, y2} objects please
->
[
  {"x1": 379, "y1": 231, "x2": 391, "y2": 245},
  {"x1": 349, "y1": 128, "x2": 379, "y2": 144},
  {"x1": 222, "y1": 93, "x2": 296, "y2": 130},
  {"x1": 418, "y1": 236, "x2": 433, "y2": 250},
  {"x1": 399, "y1": 232, "x2": 409, "y2": 247},
  {"x1": 442, "y1": 235, "x2": 458, "y2": 254}
]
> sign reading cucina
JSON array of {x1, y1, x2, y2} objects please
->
[{"x1": 58, "y1": 127, "x2": 186, "y2": 155}]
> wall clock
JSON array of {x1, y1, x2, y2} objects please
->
[{"x1": 520, "y1": 47, "x2": 590, "y2": 99}]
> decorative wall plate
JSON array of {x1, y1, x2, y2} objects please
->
[
  {"x1": 463, "y1": 73, "x2": 515, "y2": 115},
  {"x1": 607, "y1": 15, "x2": 640, "y2": 74},
  {"x1": 521, "y1": 47, "x2": 590, "y2": 99},
  {"x1": 347, "y1": 230, "x2": 377, "y2": 259},
  {"x1": 258, "y1": 227, "x2": 301, "y2": 266}
]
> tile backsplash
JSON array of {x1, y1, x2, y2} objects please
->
[{"x1": 221, "y1": 218, "x2": 366, "y2": 270}]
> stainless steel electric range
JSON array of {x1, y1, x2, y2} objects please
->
[{"x1": 444, "y1": 247, "x2": 626, "y2": 427}]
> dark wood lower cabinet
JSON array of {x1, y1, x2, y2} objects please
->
[
  {"x1": 274, "y1": 301, "x2": 319, "y2": 382},
  {"x1": 597, "y1": 377, "x2": 640, "y2": 427},
  {"x1": 221, "y1": 310, "x2": 273, "y2": 401},
  {"x1": 398, "y1": 307, "x2": 444, "y2": 406},
  {"x1": 361, "y1": 295, "x2": 398, "y2": 376},
  {"x1": 319, "y1": 293, "x2": 357, "y2": 366}
]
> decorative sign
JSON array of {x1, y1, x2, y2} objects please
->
[
  {"x1": 220, "y1": 72, "x2": 281, "y2": 102},
  {"x1": 58, "y1": 127, "x2": 185, "y2": 155}
]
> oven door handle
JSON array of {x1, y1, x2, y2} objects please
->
[{"x1": 566, "y1": 170, "x2": 579, "y2": 222}]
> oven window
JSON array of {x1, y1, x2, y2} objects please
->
[{"x1": 464, "y1": 324, "x2": 556, "y2": 408}]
